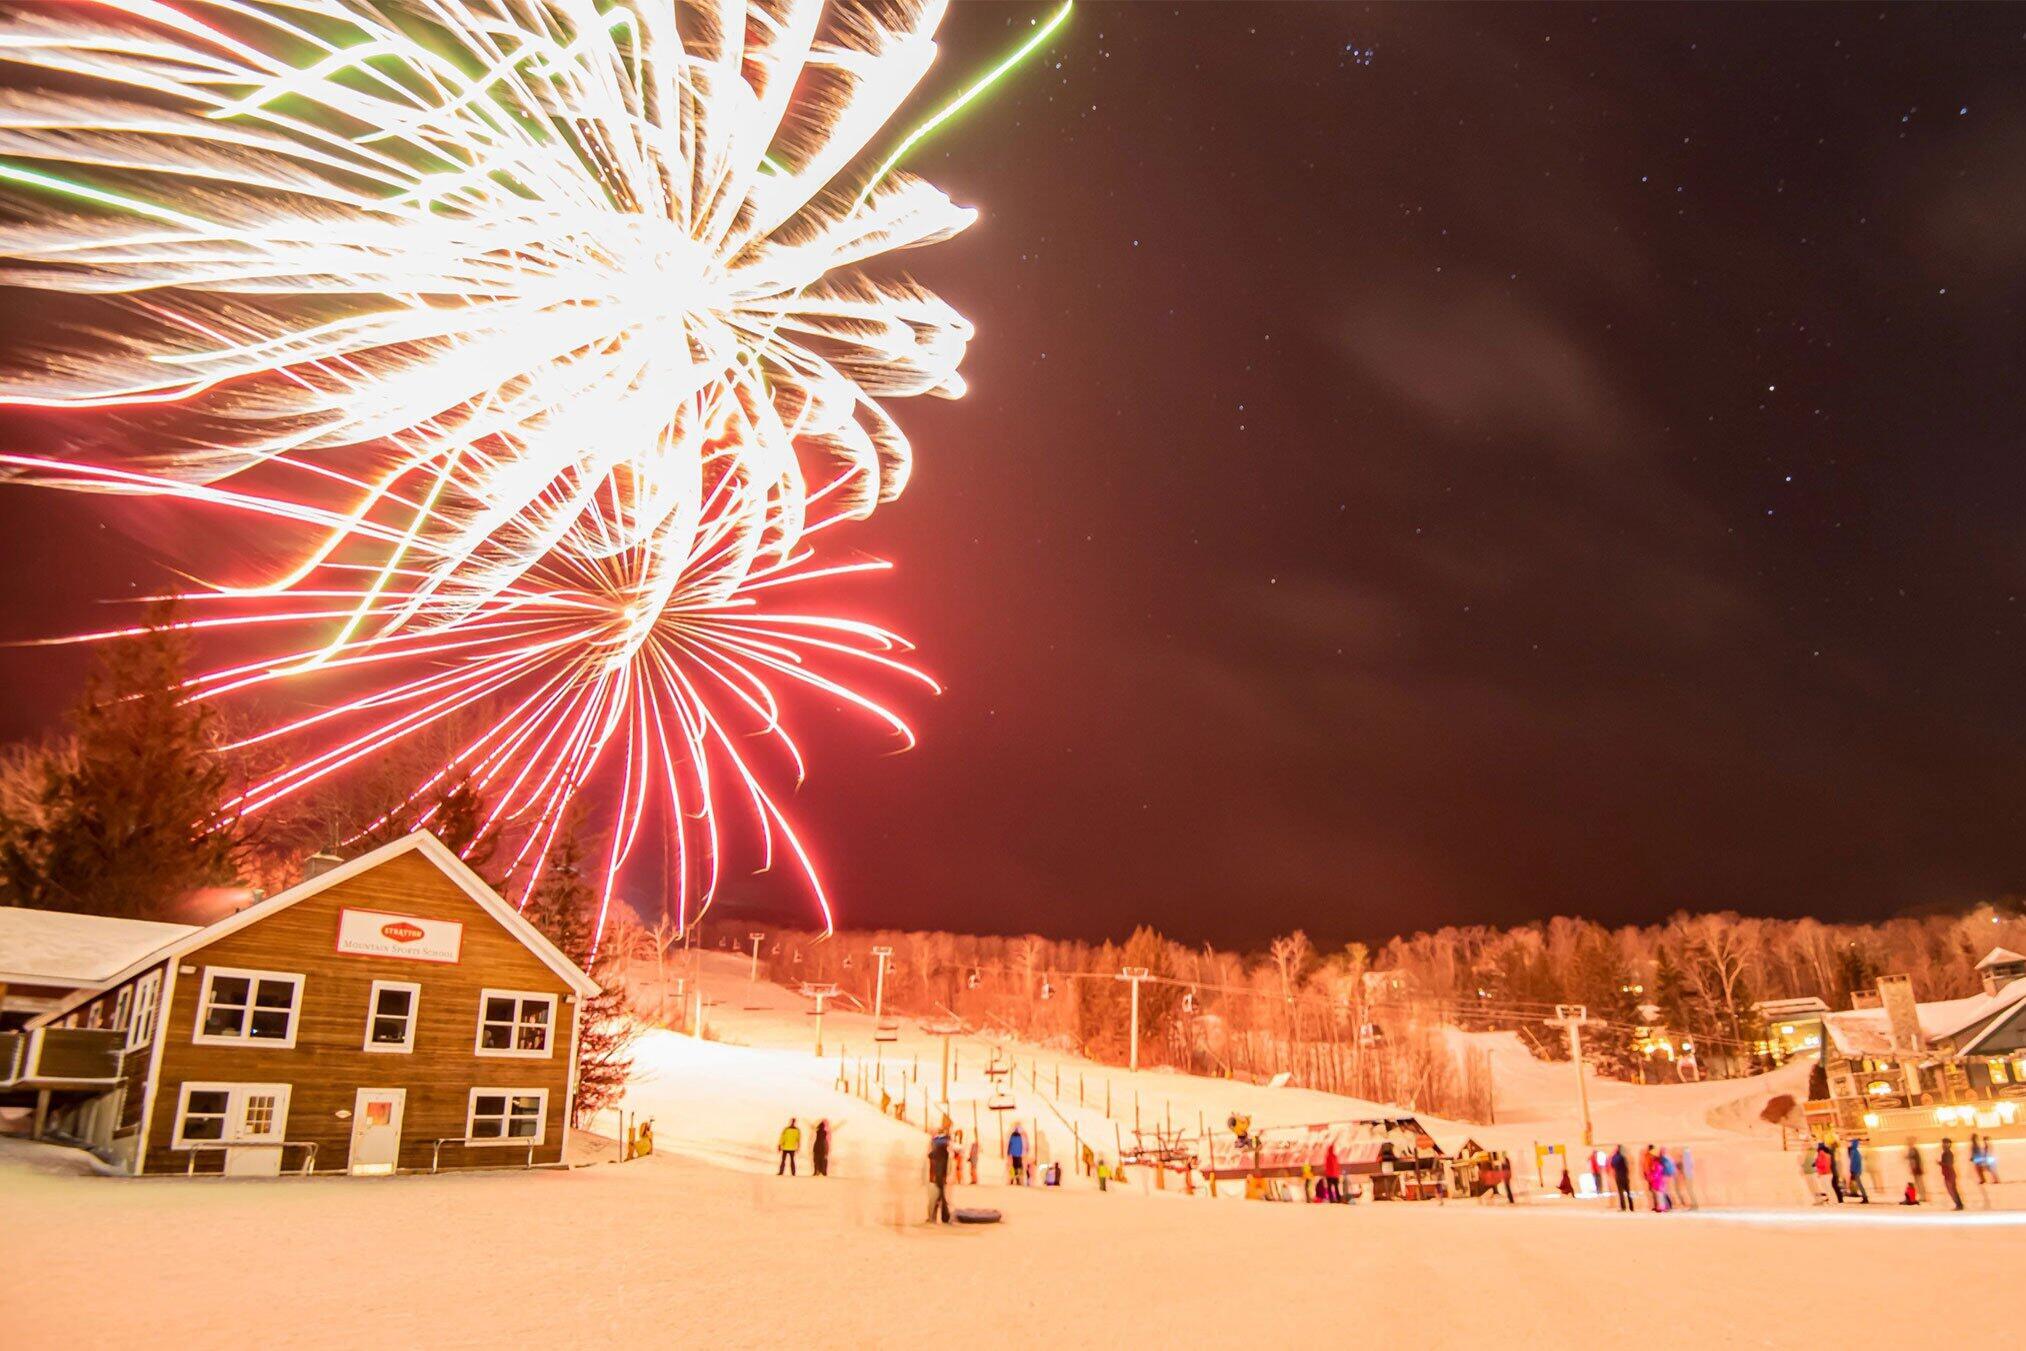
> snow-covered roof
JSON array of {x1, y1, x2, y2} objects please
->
[
  {"x1": 1975, "y1": 946, "x2": 2026, "y2": 970},
  {"x1": 0, "y1": 908, "x2": 197, "y2": 987},
  {"x1": 1752, "y1": 996, "x2": 1830, "y2": 1016},
  {"x1": 1823, "y1": 975, "x2": 2026, "y2": 1057}
]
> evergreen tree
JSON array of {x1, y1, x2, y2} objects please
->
[
  {"x1": 522, "y1": 827, "x2": 636, "y2": 1124},
  {"x1": 2, "y1": 602, "x2": 244, "y2": 917}
]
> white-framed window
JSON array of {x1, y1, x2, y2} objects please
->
[
  {"x1": 112, "y1": 984, "x2": 133, "y2": 1033},
  {"x1": 127, "y1": 970, "x2": 162, "y2": 1052},
  {"x1": 193, "y1": 967, "x2": 305, "y2": 1048},
  {"x1": 171, "y1": 1082, "x2": 291, "y2": 1148},
  {"x1": 363, "y1": 980, "x2": 421, "y2": 1053},
  {"x1": 465, "y1": 1088, "x2": 548, "y2": 1145},
  {"x1": 474, "y1": 990, "x2": 557, "y2": 1058}
]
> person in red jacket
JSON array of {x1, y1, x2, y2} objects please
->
[{"x1": 1323, "y1": 1143, "x2": 1343, "y2": 1202}]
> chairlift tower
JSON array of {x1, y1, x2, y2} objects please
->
[
  {"x1": 870, "y1": 945, "x2": 898, "y2": 1045},
  {"x1": 747, "y1": 932, "x2": 766, "y2": 984},
  {"x1": 1546, "y1": 1004, "x2": 1594, "y2": 1146},
  {"x1": 922, "y1": 1017, "x2": 964, "y2": 1107},
  {"x1": 799, "y1": 982, "x2": 841, "y2": 1058}
]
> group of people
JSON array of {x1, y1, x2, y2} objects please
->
[
  {"x1": 774, "y1": 1117, "x2": 832, "y2": 1176},
  {"x1": 1298, "y1": 1143, "x2": 1350, "y2": 1203},
  {"x1": 1597, "y1": 1144, "x2": 1697, "y2": 1212},
  {"x1": 924, "y1": 1123, "x2": 1072, "y2": 1223},
  {"x1": 1811, "y1": 1130, "x2": 2002, "y2": 1211}
]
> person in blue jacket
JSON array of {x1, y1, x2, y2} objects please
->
[
  {"x1": 1007, "y1": 1124, "x2": 1027, "y2": 1184},
  {"x1": 1846, "y1": 1138, "x2": 1869, "y2": 1203}
]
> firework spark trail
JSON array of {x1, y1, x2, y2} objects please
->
[{"x1": 0, "y1": 1, "x2": 1072, "y2": 939}]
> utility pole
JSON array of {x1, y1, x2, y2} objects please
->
[
  {"x1": 1548, "y1": 1004, "x2": 1594, "y2": 1146},
  {"x1": 747, "y1": 932, "x2": 766, "y2": 983},
  {"x1": 1118, "y1": 966, "x2": 1152, "y2": 1074},
  {"x1": 801, "y1": 983, "x2": 840, "y2": 1058},
  {"x1": 871, "y1": 945, "x2": 893, "y2": 1021}
]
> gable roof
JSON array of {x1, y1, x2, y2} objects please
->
[
  {"x1": 1954, "y1": 977, "x2": 2026, "y2": 1055},
  {"x1": 1823, "y1": 973, "x2": 2026, "y2": 1057},
  {"x1": 1975, "y1": 946, "x2": 2026, "y2": 970},
  {"x1": 28, "y1": 831, "x2": 597, "y2": 1026},
  {"x1": 0, "y1": 908, "x2": 198, "y2": 987}
]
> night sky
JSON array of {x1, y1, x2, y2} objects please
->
[{"x1": 4, "y1": 4, "x2": 2026, "y2": 947}]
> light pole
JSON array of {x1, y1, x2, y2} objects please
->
[
  {"x1": 871, "y1": 945, "x2": 894, "y2": 1022},
  {"x1": 1118, "y1": 966, "x2": 1152, "y2": 1074},
  {"x1": 1547, "y1": 1004, "x2": 1594, "y2": 1146},
  {"x1": 747, "y1": 932, "x2": 766, "y2": 984}
]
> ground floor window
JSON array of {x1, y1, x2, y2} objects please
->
[
  {"x1": 171, "y1": 1082, "x2": 291, "y2": 1148},
  {"x1": 466, "y1": 1088, "x2": 547, "y2": 1145}
]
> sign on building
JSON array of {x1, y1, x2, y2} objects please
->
[{"x1": 335, "y1": 908, "x2": 463, "y2": 964}]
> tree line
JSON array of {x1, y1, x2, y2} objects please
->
[{"x1": 7, "y1": 609, "x2": 2022, "y2": 1114}]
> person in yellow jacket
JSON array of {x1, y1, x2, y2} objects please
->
[{"x1": 777, "y1": 1118, "x2": 801, "y2": 1175}]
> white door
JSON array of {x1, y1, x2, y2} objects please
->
[
  {"x1": 222, "y1": 1086, "x2": 289, "y2": 1177},
  {"x1": 349, "y1": 1088, "x2": 406, "y2": 1175}
]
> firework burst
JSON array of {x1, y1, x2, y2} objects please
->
[{"x1": 0, "y1": 0, "x2": 1072, "y2": 935}]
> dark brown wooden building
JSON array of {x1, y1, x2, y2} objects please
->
[{"x1": 9, "y1": 831, "x2": 597, "y2": 1176}]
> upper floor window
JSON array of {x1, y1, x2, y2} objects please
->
[
  {"x1": 364, "y1": 980, "x2": 420, "y2": 1054},
  {"x1": 475, "y1": 990, "x2": 556, "y2": 1058},
  {"x1": 194, "y1": 967, "x2": 304, "y2": 1048},
  {"x1": 127, "y1": 971, "x2": 162, "y2": 1052}
]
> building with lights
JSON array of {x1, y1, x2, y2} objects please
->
[
  {"x1": 1809, "y1": 949, "x2": 2026, "y2": 1144},
  {"x1": 1751, "y1": 995, "x2": 1830, "y2": 1064},
  {"x1": 0, "y1": 832, "x2": 596, "y2": 1176}
]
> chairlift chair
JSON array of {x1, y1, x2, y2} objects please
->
[{"x1": 874, "y1": 1021, "x2": 900, "y2": 1043}]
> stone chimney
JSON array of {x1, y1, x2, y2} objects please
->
[
  {"x1": 300, "y1": 851, "x2": 344, "y2": 882},
  {"x1": 1876, "y1": 974, "x2": 1924, "y2": 1055}
]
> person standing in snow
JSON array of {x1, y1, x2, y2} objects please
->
[
  {"x1": 1939, "y1": 1137, "x2": 1964, "y2": 1210},
  {"x1": 968, "y1": 1135, "x2": 981, "y2": 1185},
  {"x1": 777, "y1": 1118, "x2": 801, "y2": 1176},
  {"x1": 927, "y1": 1131, "x2": 953, "y2": 1224},
  {"x1": 1905, "y1": 1141, "x2": 1928, "y2": 1202},
  {"x1": 812, "y1": 1119, "x2": 831, "y2": 1177},
  {"x1": 1845, "y1": 1137, "x2": 1868, "y2": 1203},
  {"x1": 1639, "y1": 1146, "x2": 1658, "y2": 1211},
  {"x1": 1007, "y1": 1124, "x2": 1027, "y2": 1185},
  {"x1": 1610, "y1": 1145, "x2": 1633, "y2": 1212},
  {"x1": 1645, "y1": 1148, "x2": 1668, "y2": 1212},
  {"x1": 1676, "y1": 1147, "x2": 1697, "y2": 1210},
  {"x1": 1323, "y1": 1143, "x2": 1342, "y2": 1203},
  {"x1": 1814, "y1": 1141, "x2": 1837, "y2": 1203}
]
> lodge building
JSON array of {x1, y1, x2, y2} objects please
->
[
  {"x1": 1808, "y1": 950, "x2": 2026, "y2": 1145},
  {"x1": 0, "y1": 831, "x2": 597, "y2": 1176}
]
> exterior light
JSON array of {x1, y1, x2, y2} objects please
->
[{"x1": 1863, "y1": 1112, "x2": 1880, "y2": 1129}]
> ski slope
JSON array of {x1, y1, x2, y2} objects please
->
[{"x1": 5, "y1": 952, "x2": 2022, "y2": 1349}]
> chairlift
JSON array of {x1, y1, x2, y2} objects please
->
[
  {"x1": 771, "y1": 942, "x2": 781, "y2": 956},
  {"x1": 874, "y1": 1020, "x2": 900, "y2": 1044},
  {"x1": 842, "y1": 954, "x2": 853, "y2": 969},
  {"x1": 967, "y1": 968, "x2": 981, "y2": 990},
  {"x1": 1040, "y1": 977, "x2": 1054, "y2": 1001},
  {"x1": 987, "y1": 1087, "x2": 1017, "y2": 1112},
  {"x1": 1182, "y1": 989, "x2": 1197, "y2": 1014},
  {"x1": 792, "y1": 949, "x2": 803, "y2": 964}
]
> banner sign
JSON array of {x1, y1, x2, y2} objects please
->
[{"x1": 336, "y1": 908, "x2": 463, "y2": 964}]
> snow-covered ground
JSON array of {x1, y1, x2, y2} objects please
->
[{"x1": 5, "y1": 952, "x2": 2021, "y2": 1349}]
